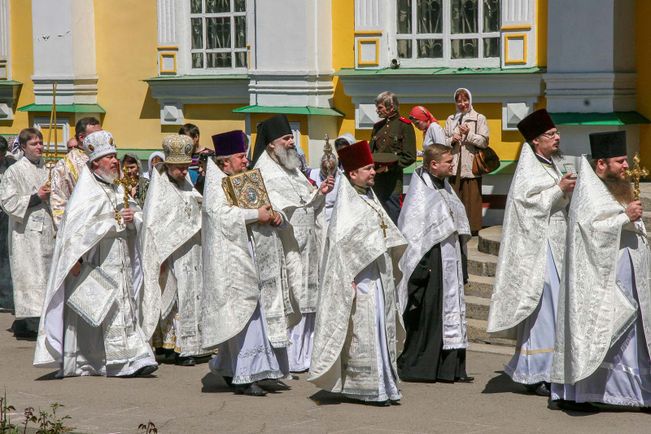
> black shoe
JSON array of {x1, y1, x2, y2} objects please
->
[
  {"x1": 534, "y1": 382, "x2": 551, "y2": 397},
  {"x1": 258, "y1": 379, "x2": 291, "y2": 391},
  {"x1": 130, "y1": 364, "x2": 158, "y2": 377},
  {"x1": 367, "y1": 400, "x2": 390, "y2": 407},
  {"x1": 551, "y1": 399, "x2": 600, "y2": 413},
  {"x1": 222, "y1": 376, "x2": 234, "y2": 387},
  {"x1": 175, "y1": 355, "x2": 196, "y2": 366},
  {"x1": 390, "y1": 399, "x2": 401, "y2": 406},
  {"x1": 234, "y1": 383, "x2": 267, "y2": 396},
  {"x1": 456, "y1": 376, "x2": 474, "y2": 383}
]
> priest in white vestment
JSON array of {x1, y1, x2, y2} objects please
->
[
  {"x1": 0, "y1": 136, "x2": 16, "y2": 312},
  {"x1": 0, "y1": 128, "x2": 55, "y2": 339},
  {"x1": 49, "y1": 117, "x2": 101, "y2": 228},
  {"x1": 487, "y1": 109, "x2": 575, "y2": 396},
  {"x1": 140, "y1": 135, "x2": 208, "y2": 366},
  {"x1": 34, "y1": 130, "x2": 158, "y2": 378},
  {"x1": 309, "y1": 140, "x2": 407, "y2": 406},
  {"x1": 253, "y1": 114, "x2": 334, "y2": 373},
  {"x1": 202, "y1": 130, "x2": 299, "y2": 396},
  {"x1": 551, "y1": 131, "x2": 651, "y2": 410},
  {"x1": 397, "y1": 144, "x2": 472, "y2": 383}
]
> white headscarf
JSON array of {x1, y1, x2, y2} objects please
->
[
  {"x1": 452, "y1": 87, "x2": 473, "y2": 127},
  {"x1": 145, "y1": 151, "x2": 165, "y2": 180}
]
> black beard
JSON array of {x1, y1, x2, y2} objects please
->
[{"x1": 602, "y1": 173, "x2": 633, "y2": 204}]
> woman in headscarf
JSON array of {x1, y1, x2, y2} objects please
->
[
  {"x1": 444, "y1": 88, "x2": 489, "y2": 234},
  {"x1": 145, "y1": 151, "x2": 165, "y2": 180},
  {"x1": 409, "y1": 106, "x2": 446, "y2": 148}
]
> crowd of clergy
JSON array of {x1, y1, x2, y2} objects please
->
[{"x1": 0, "y1": 88, "x2": 649, "y2": 411}]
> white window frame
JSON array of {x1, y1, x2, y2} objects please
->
[
  {"x1": 187, "y1": 0, "x2": 248, "y2": 73},
  {"x1": 394, "y1": 0, "x2": 500, "y2": 68},
  {"x1": 33, "y1": 117, "x2": 70, "y2": 154}
]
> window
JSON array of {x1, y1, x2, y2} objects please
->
[
  {"x1": 190, "y1": 0, "x2": 247, "y2": 70},
  {"x1": 396, "y1": 0, "x2": 500, "y2": 66}
]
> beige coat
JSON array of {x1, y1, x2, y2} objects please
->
[{"x1": 444, "y1": 108, "x2": 489, "y2": 179}]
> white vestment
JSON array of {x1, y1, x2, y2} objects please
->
[
  {"x1": 487, "y1": 144, "x2": 569, "y2": 384},
  {"x1": 397, "y1": 168, "x2": 470, "y2": 348},
  {"x1": 202, "y1": 160, "x2": 297, "y2": 383},
  {"x1": 0, "y1": 156, "x2": 55, "y2": 318},
  {"x1": 0, "y1": 159, "x2": 15, "y2": 310},
  {"x1": 551, "y1": 157, "x2": 651, "y2": 406},
  {"x1": 140, "y1": 169, "x2": 205, "y2": 356},
  {"x1": 308, "y1": 177, "x2": 407, "y2": 402},
  {"x1": 255, "y1": 151, "x2": 325, "y2": 372},
  {"x1": 34, "y1": 167, "x2": 156, "y2": 377}
]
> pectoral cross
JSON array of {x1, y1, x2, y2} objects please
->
[
  {"x1": 625, "y1": 153, "x2": 649, "y2": 200},
  {"x1": 380, "y1": 218, "x2": 388, "y2": 238}
]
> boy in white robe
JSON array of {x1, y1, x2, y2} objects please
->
[{"x1": 309, "y1": 140, "x2": 407, "y2": 406}]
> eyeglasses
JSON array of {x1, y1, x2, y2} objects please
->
[{"x1": 540, "y1": 130, "x2": 560, "y2": 138}]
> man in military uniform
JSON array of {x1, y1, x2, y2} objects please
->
[{"x1": 369, "y1": 91, "x2": 416, "y2": 223}]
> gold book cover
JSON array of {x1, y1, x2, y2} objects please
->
[{"x1": 222, "y1": 168, "x2": 271, "y2": 209}]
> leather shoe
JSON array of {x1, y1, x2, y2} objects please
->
[
  {"x1": 175, "y1": 355, "x2": 196, "y2": 366},
  {"x1": 551, "y1": 399, "x2": 600, "y2": 413},
  {"x1": 534, "y1": 382, "x2": 551, "y2": 397},
  {"x1": 234, "y1": 383, "x2": 267, "y2": 396},
  {"x1": 258, "y1": 379, "x2": 291, "y2": 391},
  {"x1": 130, "y1": 364, "x2": 158, "y2": 377},
  {"x1": 456, "y1": 376, "x2": 474, "y2": 383}
]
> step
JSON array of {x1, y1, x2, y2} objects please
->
[
  {"x1": 465, "y1": 295, "x2": 490, "y2": 321},
  {"x1": 467, "y1": 318, "x2": 516, "y2": 347},
  {"x1": 465, "y1": 274, "x2": 495, "y2": 298},
  {"x1": 478, "y1": 226, "x2": 502, "y2": 256},
  {"x1": 467, "y1": 238, "x2": 498, "y2": 277}
]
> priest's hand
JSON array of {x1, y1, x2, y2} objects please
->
[
  {"x1": 320, "y1": 176, "x2": 335, "y2": 195},
  {"x1": 626, "y1": 200, "x2": 643, "y2": 222},
  {"x1": 270, "y1": 210, "x2": 282, "y2": 227},
  {"x1": 37, "y1": 184, "x2": 51, "y2": 201},
  {"x1": 559, "y1": 173, "x2": 576, "y2": 193},
  {"x1": 120, "y1": 207, "x2": 135, "y2": 224},
  {"x1": 71, "y1": 260, "x2": 82, "y2": 277},
  {"x1": 258, "y1": 205, "x2": 274, "y2": 225}
]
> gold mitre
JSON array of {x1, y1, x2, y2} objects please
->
[{"x1": 162, "y1": 134, "x2": 193, "y2": 164}]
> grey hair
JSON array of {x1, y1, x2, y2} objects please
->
[{"x1": 375, "y1": 91, "x2": 399, "y2": 111}]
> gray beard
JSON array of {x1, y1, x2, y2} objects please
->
[
  {"x1": 94, "y1": 167, "x2": 119, "y2": 184},
  {"x1": 273, "y1": 146, "x2": 301, "y2": 171}
]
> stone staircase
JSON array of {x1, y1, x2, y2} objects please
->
[{"x1": 466, "y1": 226, "x2": 516, "y2": 348}]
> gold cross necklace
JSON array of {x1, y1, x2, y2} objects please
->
[{"x1": 360, "y1": 191, "x2": 388, "y2": 238}]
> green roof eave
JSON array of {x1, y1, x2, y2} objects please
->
[
  {"x1": 404, "y1": 159, "x2": 517, "y2": 175},
  {"x1": 18, "y1": 103, "x2": 106, "y2": 114},
  {"x1": 145, "y1": 74, "x2": 248, "y2": 82},
  {"x1": 550, "y1": 111, "x2": 651, "y2": 126},
  {"x1": 0, "y1": 80, "x2": 22, "y2": 86},
  {"x1": 337, "y1": 66, "x2": 543, "y2": 77},
  {"x1": 233, "y1": 105, "x2": 343, "y2": 117}
]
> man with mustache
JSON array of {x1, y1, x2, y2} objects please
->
[
  {"x1": 253, "y1": 115, "x2": 334, "y2": 374},
  {"x1": 551, "y1": 131, "x2": 651, "y2": 410},
  {"x1": 34, "y1": 130, "x2": 158, "y2": 378},
  {"x1": 0, "y1": 128, "x2": 55, "y2": 339}
]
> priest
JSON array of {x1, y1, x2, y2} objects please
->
[
  {"x1": 487, "y1": 109, "x2": 574, "y2": 396},
  {"x1": 396, "y1": 144, "x2": 472, "y2": 383},
  {"x1": 253, "y1": 114, "x2": 333, "y2": 373},
  {"x1": 34, "y1": 130, "x2": 158, "y2": 378},
  {"x1": 0, "y1": 128, "x2": 55, "y2": 339},
  {"x1": 202, "y1": 130, "x2": 298, "y2": 396},
  {"x1": 140, "y1": 135, "x2": 207, "y2": 366},
  {"x1": 551, "y1": 131, "x2": 651, "y2": 410},
  {"x1": 0, "y1": 135, "x2": 15, "y2": 312},
  {"x1": 309, "y1": 140, "x2": 407, "y2": 406}
]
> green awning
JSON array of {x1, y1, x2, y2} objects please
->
[
  {"x1": 18, "y1": 103, "x2": 106, "y2": 114},
  {"x1": 550, "y1": 112, "x2": 650, "y2": 126},
  {"x1": 233, "y1": 105, "x2": 343, "y2": 117},
  {"x1": 337, "y1": 66, "x2": 543, "y2": 77}
]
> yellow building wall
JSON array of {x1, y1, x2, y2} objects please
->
[
  {"x1": 536, "y1": 0, "x2": 547, "y2": 67},
  {"x1": 636, "y1": 0, "x2": 651, "y2": 168},
  {"x1": 0, "y1": 0, "x2": 34, "y2": 136}
]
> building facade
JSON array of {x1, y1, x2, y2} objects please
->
[{"x1": 0, "y1": 0, "x2": 646, "y2": 223}]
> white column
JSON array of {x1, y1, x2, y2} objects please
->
[{"x1": 0, "y1": 0, "x2": 9, "y2": 80}]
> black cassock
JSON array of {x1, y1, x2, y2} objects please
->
[{"x1": 397, "y1": 175, "x2": 468, "y2": 382}]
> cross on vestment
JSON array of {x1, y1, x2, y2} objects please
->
[
  {"x1": 380, "y1": 218, "x2": 388, "y2": 238},
  {"x1": 625, "y1": 153, "x2": 649, "y2": 201}
]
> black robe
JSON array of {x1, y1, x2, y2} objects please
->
[{"x1": 397, "y1": 174, "x2": 468, "y2": 382}]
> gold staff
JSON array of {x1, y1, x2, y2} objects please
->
[
  {"x1": 625, "y1": 153, "x2": 649, "y2": 201},
  {"x1": 44, "y1": 81, "x2": 58, "y2": 185}
]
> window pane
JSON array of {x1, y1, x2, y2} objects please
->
[
  {"x1": 191, "y1": 0, "x2": 203, "y2": 14},
  {"x1": 191, "y1": 18, "x2": 203, "y2": 49},
  {"x1": 206, "y1": 17, "x2": 231, "y2": 49},
  {"x1": 235, "y1": 16, "x2": 246, "y2": 48},
  {"x1": 451, "y1": 0, "x2": 477, "y2": 34},
  {"x1": 235, "y1": 0, "x2": 246, "y2": 12},
  {"x1": 192, "y1": 53, "x2": 204, "y2": 68},
  {"x1": 235, "y1": 51, "x2": 247, "y2": 68},
  {"x1": 417, "y1": 0, "x2": 442, "y2": 33},
  {"x1": 483, "y1": 0, "x2": 499, "y2": 32},
  {"x1": 483, "y1": 37, "x2": 499, "y2": 58},
  {"x1": 451, "y1": 38, "x2": 478, "y2": 58},
  {"x1": 417, "y1": 39, "x2": 443, "y2": 58},
  {"x1": 397, "y1": 0, "x2": 412, "y2": 34},
  {"x1": 206, "y1": 0, "x2": 229, "y2": 13},
  {"x1": 397, "y1": 39, "x2": 412, "y2": 58},
  {"x1": 207, "y1": 52, "x2": 232, "y2": 68}
]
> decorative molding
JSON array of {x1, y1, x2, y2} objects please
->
[
  {"x1": 0, "y1": 0, "x2": 8, "y2": 80},
  {"x1": 32, "y1": 77, "x2": 99, "y2": 105},
  {"x1": 502, "y1": 101, "x2": 533, "y2": 131},
  {"x1": 355, "y1": 30, "x2": 383, "y2": 36},
  {"x1": 159, "y1": 51, "x2": 177, "y2": 75},
  {"x1": 501, "y1": 24, "x2": 531, "y2": 31},
  {"x1": 357, "y1": 38, "x2": 380, "y2": 67},
  {"x1": 355, "y1": 0, "x2": 382, "y2": 30},
  {"x1": 501, "y1": 0, "x2": 533, "y2": 26},
  {"x1": 544, "y1": 72, "x2": 637, "y2": 113},
  {"x1": 157, "y1": 0, "x2": 177, "y2": 45},
  {"x1": 247, "y1": 71, "x2": 335, "y2": 108},
  {"x1": 504, "y1": 33, "x2": 527, "y2": 65}
]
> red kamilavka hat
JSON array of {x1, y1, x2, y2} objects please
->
[{"x1": 338, "y1": 140, "x2": 374, "y2": 173}]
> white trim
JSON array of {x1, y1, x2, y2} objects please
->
[
  {"x1": 33, "y1": 117, "x2": 70, "y2": 153},
  {"x1": 0, "y1": 0, "x2": 9, "y2": 80}
]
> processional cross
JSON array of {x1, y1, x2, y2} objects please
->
[
  {"x1": 625, "y1": 153, "x2": 649, "y2": 201},
  {"x1": 113, "y1": 167, "x2": 138, "y2": 224}
]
